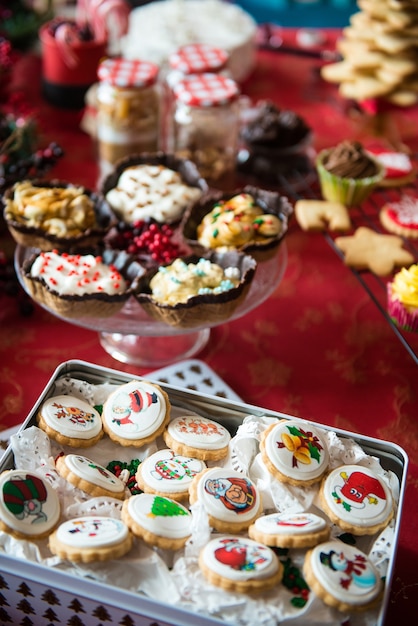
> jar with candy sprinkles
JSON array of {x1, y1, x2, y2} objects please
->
[
  {"x1": 171, "y1": 73, "x2": 240, "y2": 187},
  {"x1": 96, "y1": 58, "x2": 161, "y2": 176}
]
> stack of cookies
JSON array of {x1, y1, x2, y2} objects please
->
[{"x1": 321, "y1": 0, "x2": 418, "y2": 106}]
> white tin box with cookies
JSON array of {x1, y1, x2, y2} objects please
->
[{"x1": 0, "y1": 360, "x2": 408, "y2": 626}]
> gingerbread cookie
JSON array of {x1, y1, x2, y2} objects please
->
[
  {"x1": 199, "y1": 535, "x2": 283, "y2": 594},
  {"x1": 366, "y1": 147, "x2": 416, "y2": 187},
  {"x1": 248, "y1": 511, "x2": 330, "y2": 548},
  {"x1": 163, "y1": 415, "x2": 231, "y2": 461},
  {"x1": 303, "y1": 540, "x2": 383, "y2": 612},
  {"x1": 101, "y1": 379, "x2": 171, "y2": 447},
  {"x1": 319, "y1": 464, "x2": 394, "y2": 535},
  {"x1": 380, "y1": 195, "x2": 418, "y2": 238},
  {"x1": 48, "y1": 515, "x2": 133, "y2": 563},
  {"x1": 260, "y1": 420, "x2": 329, "y2": 487},
  {"x1": 56, "y1": 453, "x2": 127, "y2": 500},
  {"x1": 37, "y1": 394, "x2": 103, "y2": 447},
  {"x1": 334, "y1": 226, "x2": 414, "y2": 276},
  {"x1": 294, "y1": 199, "x2": 351, "y2": 232}
]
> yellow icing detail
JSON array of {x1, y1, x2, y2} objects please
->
[{"x1": 391, "y1": 264, "x2": 418, "y2": 308}]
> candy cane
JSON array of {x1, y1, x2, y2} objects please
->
[
  {"x1": 54, "y1": 21, "x2": 80, "y2": 68},
  {"x1": 90, "y1": 0, "x2": 130, "y2": 41}
]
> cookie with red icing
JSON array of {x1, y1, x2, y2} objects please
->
[
  {"x1": 379, "y1": 194, "x2": 418, "y2": 239},
  {"x1": 366, "y1": 146, "x2": 415, "y2": 187}
]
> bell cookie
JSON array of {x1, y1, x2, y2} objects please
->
[
  {"x1": 121, "y1": 492, "x2": 192, "y2": 550},
  {"x1": 199, "y1": 535, "x2": 283, "y2": 594},
  {"x1": 334, "y1": 226, "x2": 414, "y2": 276},
  {"x1": 259, "y1": 420, "x2": 329, "y2": 487},
  {"x1": 303, "y1": 540, "x2": 383, "y2": 612},
  {"x1": 248, "y1": 511, "x2": 330, "y2": 549},
  {"x1": 0, "y1": 469, "x2": 61, "y2": 540},
  {"x1": 37, "y1": 394, "x2": 103, "y2": 447},
  {"x1": 189, "y1": 467, "x2": 262, "y2": 532},
  {"x1": 366, "y1": 147, "x2": 416, "y2": 187},
  {"x1": 163, "y1": 415, "x2": 231, "y2": 461},
  {"x1": 101, "y1": 379, "x2": 171, "y2": 447},
  {"x1": 56, "y1": 453, "x2": 126, "y2": 500},
  {"x1": 136, "y1": 449, "x2": 206, "y2": 502},
  {"x1": 48, "y1": 515, "x2": 133, "y2": 563},
  {"x1": 379, "y1": 195, "x2": 418, "y2": 238},
  {"x1": 294, "y1": 199, "x2": 351, "y2": 232}
]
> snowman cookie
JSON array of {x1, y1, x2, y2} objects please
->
[
  {"x1": 319, "y1": 464, "x2": 394, "y2": 535},
  {"x1": 163, "y1": 414, "x2": 231, "y2": 461},
  {"x1": 248, "y1": 511, "x2": 330, "y2": 548},
  {"x1": 101, "y1": 379, "x2": 171, "y2": 447},
  {"x1": 199, "y1": 535, "x2": 283, "y2": 594},
  {"x1": 56, "y1": 454, "x2": 127, "y2": 500},
  {"x1": 303, "y1": 540, "x2": 383, "y2": 612},
  {"x1": 37, "y1": 394, "x2": 103, "y2": 447},
  {"x1": 260, "y1": 420, "x2": 329, "y2": 487}
]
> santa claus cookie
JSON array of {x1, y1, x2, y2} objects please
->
[
  {"x1": 136, "y1": 449, "x2": 206, "y2": 502},
  {"x1": 121, "y1": 492, "x2": 192, "y2": 550},
  {"x1": 199, "y1": 535, "x2": 283, "y2": 594},
  {"x1": 379, "y1": 194, "x2": 418, "y2": 239},
  {"x1": 0, "y1": 469, "x2": 61, "y2": 540},
  {"x1": 366, "y1": 146, "x2": 415, "y2": 187},
  {"x1": 303, "y1": 540, "x2": 383, "y2": 612},
  {"x1": 319, "y1": 464, "x2": 394, "y2": 535},
  {"x1": 189, "y1": 467, "x2": 262, "y2": 532},
  {"x1": 37, "y1": 394, "x2": 103, "y2": 447},
  {"x1": 101, "y1": 379, "x2": 171, "y2": 447},
  {"x1": 260, "y1": 420, "x2": 329, "y2": 487},
  {"x1": 163, "y1": 414, "x2": 231, "y2": 461},
  {"x1": 48, "y1": 515, "x2": 133, "y2": 563},
  {"x1": 248, "y1": 511, "x2": 330, "y2": 549},
  {"x1": 56, "y1": 453, "x2": 126, "y2": 500}
]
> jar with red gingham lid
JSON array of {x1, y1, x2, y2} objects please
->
[
  {"x1": 96, "y1": 57, "x2": 161, "y2": 175},
  {"x1": 171, "y1": 72, "x2": 240, "y2": 186}
]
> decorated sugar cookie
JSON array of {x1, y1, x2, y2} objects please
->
[
  {"x1": 163, "y1": 414, "x2": 231, "y2": 461},
  {"x1": 319, "y1": 464, "x2": 393, "y2": 535},
  {"x1": 366, "y1": 146, "x2": 415, "y2": 187},
  {"x1": 48, "y1": 515, "x2": 133, "y2": 563},
  {"x1": 0, "y1": 469, "x2": 61, "y2": 539},
  {"x1": 101, "y1": 379, "x2": 171, "y2": 447},
  {"x1": 303, "y1": 540, "x2": 383, "y2": 612},
  {"x1": 37, "y1": 394, "x2": 103, "y2": 447},
  {"x1": 189, "y1": 467, "x2": 262, "y2": 532},
  {"x1": 199, "y1": 535, "x2": 283, "y2": 593},
  {"x1": 136, "y1": 449, "x2": 206, "y2": 501},
  {"x1": 56, "y1": 454, "x2": 127, "y2": 500},
  {"x1": 380, "y1": 195, "x2": 418, "y2": 239},
  {"x1": 121, "y1": 493, "x2": 192, "y2": 550},
  {"x1": 260, "y1": 420, "x2": 329, "y2": 486},
  {"x1": 248, "y1": 511, "x2": 330, "y2": 548}
]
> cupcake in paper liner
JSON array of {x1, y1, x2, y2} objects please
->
[
  {"x1": 316, "y1": 141, "x2": 385, "y2": 208},
  {"x1": 21, "y1": 248, "x2": 144, "y2": 319},
  {"x1": 387, "y1": 263, "x2": 418, "y2": 333},
  {"x1": 136, "y1": 251, "x2": 257, "y2": 329},
  {"x1": 3, "y1": 179, "x2": 117, "y2": 252}
]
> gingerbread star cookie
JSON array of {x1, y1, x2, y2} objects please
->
[
  {"x1": 334, "y1": 226, "x2": 414, "y2": 275},
  {"x1": 295, "y1": 199, "x2": 351, "y2": 232}
]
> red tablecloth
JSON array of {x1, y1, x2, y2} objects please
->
[{"x1": 1, "y1": 29, "x2": 418, "y2": 625}]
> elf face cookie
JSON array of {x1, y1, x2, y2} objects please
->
[
  {"x1": 48, "y1": 515, "x2": 133, "y2": 563},
  {"x1": 136, "y1": 449, "x2": 206, "y2": 501},
  {"x1": 260, "y1": 420, "x2": 329, "y2": 486},
  {"x1": 248, "y1": 511, "x2": 330, "y2": 548},
  {"x1": 303, "y1": 540, "x2": 383, "y2": 612},
  {"x1": 0, "y1": 469, "x2": 61, "y2": 540},
  {"x1": 163, "y1": 414, "x2": 231, "y2": 461},
  {"x1": 199, "y1": 535, "x2": 283, "y2": 594},
  {"x1": 37, "y1": 394, "x2": 103, "y2": 447},
  {"x1": 189, "y1": 467, "x2": 262, "y2": 532},
  {"x1": 56, "y1": 454, "x2": 127, "y2": 500},
  {"x1": 319, "y1": 464, "x2": 394, "y2": 535},
  {"x1": 102, "y1": 379, "x2": 171, "y2": 447},
  {"x1": 121, "y1": 493, "x2": 192, "y2": 550}
]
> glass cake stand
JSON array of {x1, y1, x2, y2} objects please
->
[{"x1": 15, "y1": 244, "x2": 287, "y2": 367}]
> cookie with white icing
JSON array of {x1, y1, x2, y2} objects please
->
[
  {"x1": 366, "y1": 146, "x2": 416, "y2": 187},
  {"x1": 121, "y1": 492, "x2": 192, "y2": 550},
  {"x1": 319, "y1": 464, "x2": 394, "y2": 535},
  {"x1": 56, "y1": 454, "x2": 126, "y2": 500},
  {"x1": 189, "y1": 467, "x2": 262, "y2": 532},
  {"x1": 248, "y1": 511, "x2": 330, "y2": 548},
  {"x1": 163, "y1": 414, "x2": 231, "y2": 461},
  {"x1": 199, "y1": 535, "x2": 283, "y2": 594},
  {"x1": 136, "y1": 448, "x2": 206, "y2": 502},
  {"x1": 37, "y1": 395, "x2": 103, "y2": 447},
  {"x1": 101, "y1": 379, "x2": 171, "y2": 447},
  {"x1": 260, "y1": 420, "x2": 329, "y2": 486},
  {"x1": 0, "y1": 469, "x2": 61, "y2": 540},
  {"x1": 303, "y1": 540, "x2": 383, "y2": 612},
  {"x1": 48, "y1": 515, "x2": 133, "y2": 563},
  {"x1": 380, "y1": 195, "x2": 418, "y2": 239}
]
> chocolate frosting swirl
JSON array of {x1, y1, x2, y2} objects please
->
[{"x1": 323, "y1": 141, "x2": 378, "y2": 178}]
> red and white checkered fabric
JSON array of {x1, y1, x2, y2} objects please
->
[
  {"x1": 173, "y1": 73, "x2": 240, "y2": 107},
  {"x1": 97, "y1": 58, "x2": 159, "y2": 88},
  {"x1": 168, "y1": 43, "x2": 228, "y2": 75}
]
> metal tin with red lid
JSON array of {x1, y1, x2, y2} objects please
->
[
  {"x1": 173, "y1": 73, "x2": 240, "y2": 107},
  {"x1": 97, "y1": 58, "x2": 160, "y2": 88},
  {"x1": 168, "y1": 44, "x2": 229, "y2": 75}
]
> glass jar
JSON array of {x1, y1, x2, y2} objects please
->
[
  {"x1": 97, "y1": 58, "x2": 161, "y2": 176},
  {"x1": 172, "y1": 73, "x2": 240, "y2": 187}
]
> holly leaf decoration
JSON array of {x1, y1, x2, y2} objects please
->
[{"x1": 308, "y1": 442, "x2": 321, "y2": 463}]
